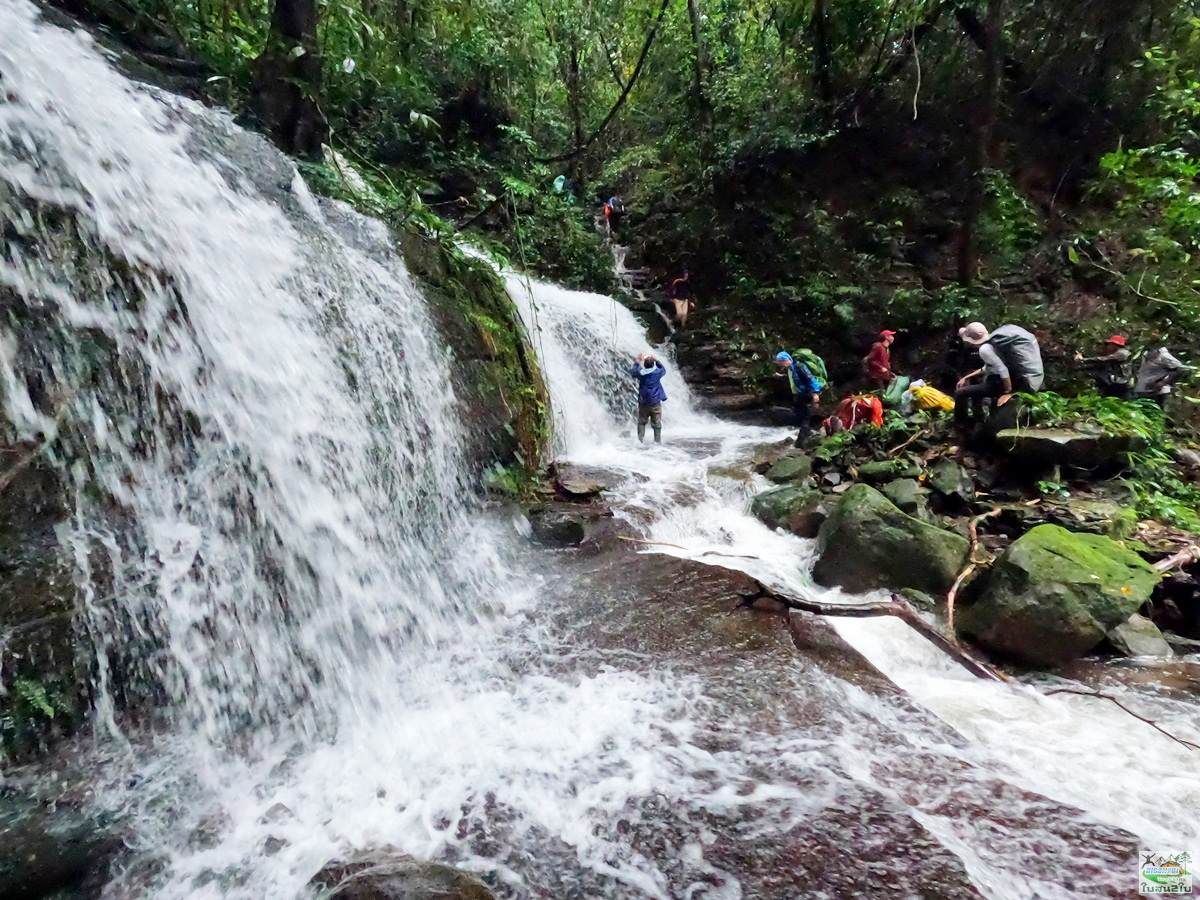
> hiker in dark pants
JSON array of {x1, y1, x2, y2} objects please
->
[
  {"x1": 775, "y1": 351, "x2": 821, "y2": 447},
  {"x1": 1075, "y1": 335, "x2": 1132, "y2": 398},
  {"x1": 629, "y1": 353, "x2": 667, "y2": 443},
  {"x1": 954, "y1": 322, "x2": 1044, "y2": 430}
]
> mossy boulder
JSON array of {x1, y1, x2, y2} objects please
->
[
  {"x1": 812, "y1": 485, "x2": 969, "y2": 595},
  {"x1": 856, "y1": 457, "x2": 920, "y2": 484},
  {"x1": 750, "y1": 483, "x2": 828, "y2": 538},
  {"x1": 957, "y1": 524, "x2": 1160, "y2": 666},
  {"x1": 880, "y1": 478, "x2": 928, "y2": 518},
  {"x1": 765, "y1": 453, "x2": 813, "y2": 484}
]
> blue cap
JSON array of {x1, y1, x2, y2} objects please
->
[{"x1": 775, "y1": 351, "x2": 792, "y2": 362}]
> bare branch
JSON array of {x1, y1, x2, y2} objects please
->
[{"x1": 1045, "y1": 688, "x2": 1200, "y2": 751}]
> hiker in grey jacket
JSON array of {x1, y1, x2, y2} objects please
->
[
  {"x1": 1134, "y1": 347, "x2": 1189, "y2": 406},
  {"x1": 955, "y1": 322, "x2": 1044, "y2": 428}
]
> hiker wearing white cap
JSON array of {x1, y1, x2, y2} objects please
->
[{"x1": 954, "y1": 322, "x2": 1044, "y2": 429}]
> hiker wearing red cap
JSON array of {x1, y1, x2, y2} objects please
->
[
  {"x1": 864, "y1": 330, "x2": 896, "y2": 387},
  {"x1": 1075, "y1": 335, "x2": 1132, "y2": 398}
]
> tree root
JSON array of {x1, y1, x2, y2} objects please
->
[
  {"x1": 1153, "y1": 545, "x2": 1200, "y2": 574},
  {"x1": 946, "y1": 508, "x2": 1002, "y2": 643},
  {"x1": 1044, "y1": 688, "x2": 1200, "y2": 751}
]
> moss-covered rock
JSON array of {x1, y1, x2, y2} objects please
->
[
  {"x1": 812, "y1": 485, "x2": 969, "y2": 595},
  {"x1": 855, "y1": 458, "x2": 921, "y2": 484},
  {"x1": 880, "y1": 478, "x2": 928, "y2": 518},
  {"x1": 957, "y1": 524, "x2": 1160, "y2": 666},
  {"x1": 750, "y1": 483, "x2": 828, "y2": 537},
  {"x1": 399, "y1": 230, "x2": 549, "y2": 481},
  {"x1": 0, "y1": 449, "x2": 81, "y2": 761},
  {"x1": 765, "y1": 453, "x2": 813, "y2": 484},
  {"x1": 927, "y1": 458, "x2": 975, "y2": 502}
]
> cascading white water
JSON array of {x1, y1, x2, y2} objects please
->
[
  {"x1": 4, "y1": 5, "x2": 1199, "y2": 898},
  {"x1": 0, "y1": 0, "x2": 491, "y2": 753},
  {"x1": 507, "y1": 269, "x2": 1200, "y2": 896},
  {"x1": 1, "y1": 7, "x2": 896, "y2": 899}
]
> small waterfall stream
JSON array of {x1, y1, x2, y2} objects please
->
[{"x1": 2, "y1": 4, "x2": 1198, "y2": 898}]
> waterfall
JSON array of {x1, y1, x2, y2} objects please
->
[
  {"x1": 502, "y1": 273, "x2": 707, "y2": 456},
  {"x1": 0, "y1": 0, "x2": 499, "y2": 753},
  {"x1": 5, "y1": 5, "x2": 1200, "y2": 898}
]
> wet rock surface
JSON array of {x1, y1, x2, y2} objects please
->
[
  {"x1": 0, "y1": 784, "x2": 121, "y2": 900},
  {"x1": 532, "y1": 548, "x2": 1140, "y2": 899},
  {"x1": 312, "y1": 853, "x2": 495, "y2": 900},
  {"x1": 812, "y1": 484, "x2": 969, "y2": 595},
  {"x1": 958, "y1": 524, "x2": 1161, "y2": 666}
]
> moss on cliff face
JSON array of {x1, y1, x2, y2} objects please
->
[{"x1": 398, "y1": 229, "x2": 549, "y2": 482}]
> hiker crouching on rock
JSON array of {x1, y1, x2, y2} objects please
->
[
  {"x1": 630, "y1": 353, "x2": 667, "y2": 443},
  {"x1": 954, "y1": 322, "x2": 1044, "y2": 430},
  {"x1": 775, "y1": 351, "x2": 821, "y2": 448}
]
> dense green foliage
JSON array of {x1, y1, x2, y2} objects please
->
[{"x1": 87, "y1": 0, "x2": 1200, "y2": 530}]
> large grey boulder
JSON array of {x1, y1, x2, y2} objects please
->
[
  {"x1": 1107, "y1": 614, "x2": 1173, "y2": 658},
  {"x1": 994, "y1": 428, "x2": 1146, "y2": 468},
  {"x1": 957, "y1": 524, "x2": 1160, "y2": 666},
  {"x1": 812, "y1": 485, "x2": 969, "y2": 595}
]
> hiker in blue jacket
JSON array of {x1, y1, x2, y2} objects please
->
[
  {"x1": 775, "y1": 351, "x2": 821, "y2": 447},
  {"x1": 629, "y1": 353, "x2": 667, "y2": 443}
]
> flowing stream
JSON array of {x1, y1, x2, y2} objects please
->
[{"x1": 1, "y1": 4, "x2": 1198, "y2": 898}]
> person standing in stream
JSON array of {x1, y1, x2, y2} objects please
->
[
  {"x1": 629, "y1": 353, "x2": 667, "y2": 443},
  {"x1": 775, "y1": 351, "x2": 821, "y2": 447}
]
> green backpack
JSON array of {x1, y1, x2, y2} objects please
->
[{"x1": 793, "y1": 348, "x2": 829, "y2": 389}]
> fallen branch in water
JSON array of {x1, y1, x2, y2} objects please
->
[
  {"x1": 616, "y1": 535, "x2": 762, "y2": 560},
  {"x1": 1045, "y1": 687, "x2": 1200, "y2": 751},
  {"x1": 763, "y1": 587, "x2": 1007, "y2": 682},
  {"x1": 946, "y1": 509, "x2": 1002, "y2": 642}
]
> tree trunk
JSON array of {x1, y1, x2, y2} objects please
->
[
  {"x1": 685, "y1": 0, "x2": 711, "y2": 125},
  {"x1": 958, "y1": 0, "x2": 1004, "y2": 285},
  {"x1": 251, "y1": 0, "x2": 327, "y2": 160},
  {"x1": 567, "y1": 37, "x2": 585, "y2": 152},
  {"x1": 810, "y1": 0, "x2": 833, "y2": 102}
]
